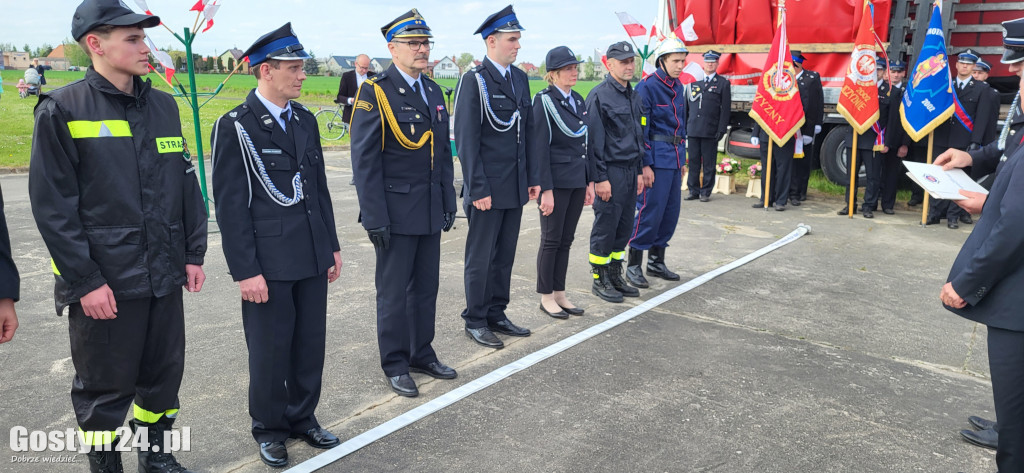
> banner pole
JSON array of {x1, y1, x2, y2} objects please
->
[
  {"x1": 763, "y1": 141, "x2": 773, "y2": 209},
  {"x1": 922, "y1": 132, "x2": 934, "y2": 225},
  {"x1": 848, "y1": 134, "x2": 858, "y2": 218}
]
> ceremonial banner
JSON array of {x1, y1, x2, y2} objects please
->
[
  {"x1": 837, "y1": 0, "x2": 880, "y2": 135},
  {"x1": 748, "y1": 6, "x2": 804, "y2": 145},
  {"x1": 900, "y1": 1, "x2": 954, "y2": 142}
]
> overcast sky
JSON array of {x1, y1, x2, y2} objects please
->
[{"x1": 6, "y1": 1, "x2": 659, "y2": 65}]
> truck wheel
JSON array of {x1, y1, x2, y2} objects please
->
[
  {"x1": 726, "y1": 128, "x2": 760, "y2": 159},
  {"x1": 819, "y1": 125, "x2": 865, "y2": 186}
]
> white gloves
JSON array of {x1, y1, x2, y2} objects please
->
[
  {"x1": 750, "y1": 136, "x2": 760, "y2": 146},
  {"x1": 802, "y1": 135, "x2": 813, "y2": 145},
  {"x1": 814, "y1": 125, "x2": 822, "y2": 135}
]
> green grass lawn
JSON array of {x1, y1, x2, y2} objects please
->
[{"x1": 0, "y1": 70, "x2": 601, "y2": 169}]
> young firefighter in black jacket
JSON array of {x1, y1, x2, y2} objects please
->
[{"x1": 28, "y1": 1, "x2": 207, "y2": 472}]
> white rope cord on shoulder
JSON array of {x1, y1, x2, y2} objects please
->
[
  {"x1": 476, "y1": 72, "x2": 520, "y2": 141},
  {"x1": 234, "y1": 121, "x2": 303, "y2": 207},
  {"x1": 998, "y1": 93, "x2": 1019, "y2": 152},
  {"x1": 540, "y1": 93, "x2": 587, "y2": 143}
]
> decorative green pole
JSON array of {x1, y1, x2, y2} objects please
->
[{"x1": 181, "y1": 27, "x2": 210, "y2": 214}]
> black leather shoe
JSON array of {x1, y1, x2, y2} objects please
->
[
  {"x1": 863, "y1": 208, "x2": 874, "y2": 219},
  {"x1": 789, "y1": 199, "x2": 801, "y2": 206},
  {"x1": 410, "y1": 361, "x2": 458, "y2": 379},
  {"x1": 559, "y1": 305, "x2": 585, "y2": 316},
  {"x1": 387, "y1": 374, "x2": 419, "y2": 397},
  {"x1": 752, "y1": 202, "x2": 768, "y2": 208},
  {"x1": 297, "y1": 427, "x2": 340, "y2": 449},
  {"x1": 925, "y1": 216, "x2": 940, "y2": 225},
  {"x1": 837, "y1": 207, "x2": 849, "y2": 215},
  {"x1": 960, "y1": 214, "x2": 974, "y2": 224},
  {"x1": 465, "y1": 327, "x2": 503, "y2": 348},
  {"x1": 948, "y1": 219, "x2": 959, "y2": 229},
  {"x1": 968, "y1": 415, "x2": 997, "y2": 431},
  {"x1": 882, "y1": 208, "x2": 895, "y2": 215},
  {"x1": 960, "y1": 428, "x2": 998, "y2": 450},
  {"x1": 259, "y1": 442, "x2": 288, "y2": 468},
  {"x1": 684, "y1": 194, "x2": 699, "y2": 201},
  {"x1": 908, "y1": 198, "x2": 922, "y2": 206},
  {"x1": 774, "y1": 203, "x2": 786, "y2": 211},
  {"x1": 540, "y1": 303, "x2": 569, "y2": 319},
  {"x1": 699, "y1": 195, "x2": 710, "y2": 202},
  {"x1": 489, "y1": 319, "x2": 531, "y2": 337}
]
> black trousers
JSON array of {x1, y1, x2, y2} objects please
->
[
  {"x1": 376, "y1": 232, "x2": 440, "y2": 377},
  {"x1": 988, "y1": 326, "x2": 1024, "y2": 472},
  {"x1": 759, "y1": 140, "x2": 794, "y2": 206},
  {"x1": 590, "y1": 164, "x2": 638, "y2": 259},
  {"x1": 907, "y1": 145, "x2": 927, "y2": 203},
  {"x1": 242, "y1": 274, "x2": 327, "y2": 443},
  {"x1": 879, "y1": 151, "x2": 901, "y2": 211},
  {"x1": 842, "y1": 147, "x2": 882, "y2": 211},
  {"x1": 69, "y1": 290, "x2": 184, "y2": 434},
  {"x1": 537, "y1": 187, "x2": 586, "y2": 294},
  {"x1": 686, "y1": 137, "x2": 717, "y2": 197},
  {"x1": 790, "y1": 145, "x2": 812, "y2": 200},
  {"x1": 461, "y1": 205, "x2": 522, "y2": 329}
]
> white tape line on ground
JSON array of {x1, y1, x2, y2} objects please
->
[{"x1": 286, "y1": 224, "x2": 811, "y2": 472}]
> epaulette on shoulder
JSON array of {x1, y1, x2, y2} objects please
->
[
  {"x1": 367, "y1": 72, "x2": 386, "y2": 83},
  {"x1": 223, "y1": 102, "x2": 251, "y2": 121},
  {"x1": 290, "y1": 101, "x2": 314, "y2": 117},
  {"x1": 537, "y1": 88, "x2": 551, "y2": 95}
]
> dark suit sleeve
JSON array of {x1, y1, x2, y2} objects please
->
[
  {"x1": 951, "y1": 161, "x2": 1024, "y2": 306},
  {"x1": 718, "y1": 79, "x2": 731, "y2": 136},
  {"x1": 969, "y1": 141, "x2": 1004, "y2": 177},
  {"x1": 336, "y1": 71, "x2": 355, "y2": 105},
  {"x1": 211, "y1": 115, "x2": 262, "y2": 281},
  {"x1": 0, "y1": 186, "x2": 19, "y2": 302},
  {"x1": 311, "y1": 119, "x2": 341, "y2": 252},
  {"x1": 350, "y1": 81, "x2": 390, "y2": 230},
  {"x1": 438, "y1": 94, "x2": 457, "y2": 213},
  {"x1": 586, "y1": 91, "x2": 608, "y2": 183},
  {"x1": 528, "y1": 93, "x2": 554, "y2": 192},
  {"x1": 971, "y1": 86, "x2": 994, "y2": 146},
  {"x1": 454, "y1": 72, "x2": 491, "y2": 201},
  {"x1": 28, "y1": 98, "x2": 107, "y2": 298}
]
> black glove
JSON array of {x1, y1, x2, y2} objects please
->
[
  {"x1": 967, "y1": 143, "x2": 981, "y2": 152},
  {"x1": 442, "y1": 212, "x2": 456, "y2": 232},
  {"x1": 367, "y1": 226, "x2": 390, "y2": 250},
  {"x1": 715, "y1": 132, "x2": 724, "y2": 142}
]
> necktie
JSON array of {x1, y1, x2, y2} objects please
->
[
  {"x1": 568, "y1": 96, "x2": 576, "y2": 113},
  {"x1": 503, "y1": 70, "x2": 513, "y2": 93},
  {"x1": 280, "y1": 110, "x2": 289, "y2": 133},
  {"x1": 413, "y1": 80, "x2": 426, "y2": 104}
]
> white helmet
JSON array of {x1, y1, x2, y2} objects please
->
[{"x1": 654, "y1": 36, "x2": 688, "y2": 65}]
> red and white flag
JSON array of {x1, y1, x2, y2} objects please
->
[
  {"x1": 145, "y1": 36, "x2": 175, "y2": 85},
  {"x1": 673, "y1": 14, "x2": 699, "y2": 42},
  {"x1": 190, "y1": 0, "x2": 207, "y2": 12},
  {"x1": 201, "y1": 1, "x2": 221, "y2": 33},
  {"x1": 836, "y1": 0, "x2": 880, "y2": 135},
  {"x1": 748, "y1": 5, "x2": 805, "y2": 145},
  {"x1": 679, "y1": 61, "x2": 705, "y2": 84},
  {"x1": 133, "y1": 0, "x2": 153, "y2": 15},
  {"x1": 615, "y1": 12, "x2": 647, "y2": 43}
]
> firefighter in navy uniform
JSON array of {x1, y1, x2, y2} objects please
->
[
  {"x1": 684, "y1": 50, "x2": 731, "y2": 202},
  {"x1": 878, "y1": 59, "x2": 909, "y2": 214},
  {"x1": 454, "y1": 5, "x2": 537, "y2": 349},
  {"x1": 789, "y1": 51, "x2": 824, "y2": 204},
  {"x1": 971, "y1": 59, "x2": 1002, "y2": 150},
  {"x1": 351, "y1": 10, "x2": 458, "y2": 398},
  {"x1": 28, "y1": 1, "x2": 207, "y2": 472},
  {"x1": 837, "y1": 57, "x2": 901, "y2": 219},
  {"x1": 625, "y1": 37, "x2": 687, "y2": 290},
  {"x1": 587, "y1": 41, "x2": 648, "y2": 302},
  {"x1": 211, "y1": 24, "x2": 342, "y2": 468},
  {"x1": 928, "y1": 49, "x2": 996, "y2": 229},
  {"x1": 935, "y1": 17, "x2": 1024, "y2": 471}
]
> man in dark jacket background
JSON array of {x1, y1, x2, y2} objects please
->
[{"x1": 0, "y1": 185, "x2": 18, "y2": 344}]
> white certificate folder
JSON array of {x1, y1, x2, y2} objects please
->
[{"x1": 902, "y1": 161, "x2": 989, "y2": 201}]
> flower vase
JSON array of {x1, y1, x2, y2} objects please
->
[
  {"x1": 712, "y1": 174, "x2": 735, "y2": 195},
  {"x1": 746, "y1": 178, "x2": 762, "y2": 199}
]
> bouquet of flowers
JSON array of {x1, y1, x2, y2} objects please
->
[
  {"x1": 716, "y1": 157, "x2": 740, "y2": 175},
  {"x1": 748, "y1": 162, "x2": 763, "y2": 179}
]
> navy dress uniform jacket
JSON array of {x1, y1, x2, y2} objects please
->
[
  {"x1": 685, "y1": 74, "x2": 730, "y2": 139},
  {"x1": 636, "y1": 69, "x2": 686, "y2": 170},
  {"x1": 454, "y1": 60, "x2": 534, "y2": 208},
  {"x1": 936, "y1": 78, "x2": 995, "y2": 150},
  {"x1": 528, "y1": 85, "x2": 590, "y2": 191},
  {"x1": 797, "y1": 69, "x2": 824, "y2": 136},
  {"x1": 351, "y1": 65, "x2": 457, "y2": 233},
  {"x1": 211, "y1": 90, "x2": 340, "y2": 282}
]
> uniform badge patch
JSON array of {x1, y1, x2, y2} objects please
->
[
  {"x1": 229, "y1": 111, "x2": 238, "y2": 118},
  {"x1": 355, "y1": 100, "x2": 373, "y2": 112}
]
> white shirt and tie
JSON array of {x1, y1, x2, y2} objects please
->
[
  {"x1": 395, "y1": 67, "x2": 429, "y2": 104},
  {"x1": 486, "y1": 56, "x2": 514, "y2": 94},
  {"x1": 255, "y1": 88, "x2": 292, "y2": 133}
]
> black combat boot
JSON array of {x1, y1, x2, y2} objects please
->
[
  {"x1": 591, "y1": 263, "x2": 624, "y2": 303},
  {"x1": 86, "y1": 440, "x2": 123, "y2": 473},
  {"x1": 607, "y1": 259, "x2": 640, "y2": 297},
  {"x1": 130, "y1": 418, "x2": 194, "y2": 473},
  {"x1": 646, "y1": 247, "x2": 680, "y2": 281},
  {"x1": 625, "y1": 248, "x2": 649, "y2": 288}
]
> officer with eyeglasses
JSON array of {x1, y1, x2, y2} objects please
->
[{"x1": 351, "y1": 8, "x2": 459, "y2": 399}]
